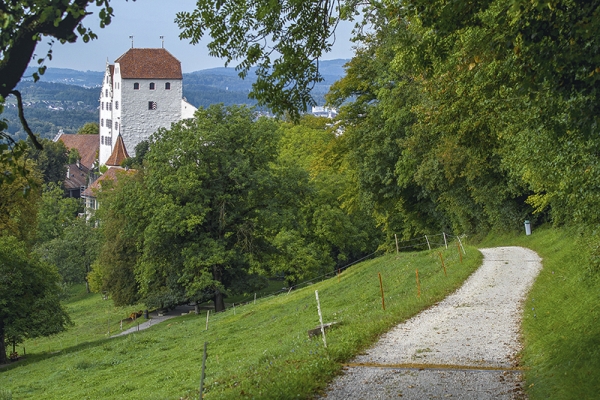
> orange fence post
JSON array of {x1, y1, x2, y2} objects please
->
[{"x1": 439, "y1": 252, "x2": 447, "y2": 276}]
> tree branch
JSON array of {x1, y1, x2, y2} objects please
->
[{"x1": 9, "y1": 90, "x2": 43, "y2": 150}]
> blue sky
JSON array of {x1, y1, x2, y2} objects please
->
[{"x1": 35, "y1": 0, "x2": 356, "y2": 73}]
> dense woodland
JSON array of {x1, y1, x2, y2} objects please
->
[{"x1": 2, "y1": 0, "x2": 600, "y2": 366}]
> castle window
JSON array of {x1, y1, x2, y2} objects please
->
[
  {"x1": 108, "y1": 102, "x2": 112, "y2": 111},
  {"x1": 101, "y1": 119, "x2": 104, "y2": 127},
  {"x1": 101, "y1": 136, "x2": 104, "y2": 145},
  {"x1": 148, "y1": 101, "x2": 157, "y2": 110},
  {"x1": 165, "y1": 82, "x2": 171, "y2": 90},
  {"x1": 107, "y1": 119, "x2": 112, "y2": 129},
  {"x1": 105, "y1": 89, "x2": 108, "y2": 97},
  {"x1": 101, "y1": 102, "x2": 104, "y2": 110},
  {"x1": 134, "y1": 82, "x2": 140, "y2": 90},
  {"x1": 149, "y1": 82, "x2": 155, "y2": 90},
  {"x1": 115, "y1": 101, "x2": 119, "y2": 110},
  {"x1": 115, "y1": 121, "x2": 119, "y2": 130}
]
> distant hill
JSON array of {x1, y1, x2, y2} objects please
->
[
  {"x1": 23, "y1": 67, "x2": 105, "y2": 88},
  {"x1": 7, "y1": 60, "x2": 349, "y2": 140}
]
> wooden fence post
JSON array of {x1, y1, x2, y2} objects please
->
[
  {"x1": 199, "y1": 342, "x2": 207, "y2": 399},
  {"x1": 378, "y1": 272, "x2": 386, "y2": 310},
  {"x1": 315, "y1": 290, "x2": 327, "y2": 348},
  {"x1": 439, "y1": 252, "x2": 447, "y2": 276}
]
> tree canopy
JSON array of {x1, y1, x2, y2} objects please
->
[
  {"x1": 91, "y1": 106, "x2": 380, "y2": 310},
  {"x1": 0, "y1": 235, "x2": 71, "y2": 364}
]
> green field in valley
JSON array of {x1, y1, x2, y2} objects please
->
[{"x1": 1, "y1": 239, "x2": 479, "y2": 399}]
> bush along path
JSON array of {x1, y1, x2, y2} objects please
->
[{"x1": 321, "y1": 247, "x2": 541, "y2": 399}]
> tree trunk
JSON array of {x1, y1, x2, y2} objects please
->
[
  {"x1": 0, "y1": 321, "x2": 6, "y2": 365},
  {"x1": 214, "y1": 289, "x2": 225, "y2": 312},
  {"x1": 212, "y1": 265, "x2": 225, "y2": 312}
]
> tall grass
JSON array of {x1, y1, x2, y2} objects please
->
[
  {"x1": 0, "y1": 242, "x2": 480, "y2": 399},
  {"x1": 481, "y1": 227, "x2": 600, "y2": 399}
]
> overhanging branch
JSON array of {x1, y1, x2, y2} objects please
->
[{"x1": 9, "y1": 90, "x2": 43, "y2": 150}]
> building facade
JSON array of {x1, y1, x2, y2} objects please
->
[{"x1": 99, "y1": 48, "x2": 196, "y2": 165}]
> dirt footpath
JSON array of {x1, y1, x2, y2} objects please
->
[{"x1": 321, "y1": 247, "x2": 542, "y2": 399}]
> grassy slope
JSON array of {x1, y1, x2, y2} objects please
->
[
  {"x1": 480, "y1": 227, "x2": 600, "y2": 399},
  {"x1": 0, "y1": 242, "x2": 480, "y2": 399}
]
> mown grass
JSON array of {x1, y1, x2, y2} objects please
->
[
  {"x1": 0, "y1": 241, "x2": 480, "y2": 399},
  {"x1": 480, "y1": 226, "x2": 600, "y2": 399}
]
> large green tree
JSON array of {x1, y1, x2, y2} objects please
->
[
  {"x1": 264, "y1": 116, "x2": 380, "y2": 285},
  {"x1": 137, "y1": 105, "x2": 280, "y2": 311},
  {"x1": 0, "y1": 236, "x2": 71, "y2": 364}
]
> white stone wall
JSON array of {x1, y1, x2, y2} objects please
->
[
  {"x1": 99, "y1": 64, "x2": 114, "y2": 165},
  {"x1": 182, "y1": 99, "x2": 197, "y2": 119},
  {"x1": 120, "y1": 76, "x2": 183, "y2": 157}
]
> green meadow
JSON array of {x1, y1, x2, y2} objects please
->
[
  {"x1": 1, "y1": 241, "x2": 479, "y2": 399},
  {"x1": 2, "y1": 228, "x2": 599, "y2": 399}
]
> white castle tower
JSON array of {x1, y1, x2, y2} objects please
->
[{"x1": 98, "y1": 47, "x2": 196, "y2": 165}]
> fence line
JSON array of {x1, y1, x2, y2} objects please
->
[{"x1": 232, "y1": 232, "x2": 465, "y2": 306}]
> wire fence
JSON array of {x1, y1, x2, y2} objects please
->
[{"x1": 230, "y1": 232, "x2": 466, "y2": 306}]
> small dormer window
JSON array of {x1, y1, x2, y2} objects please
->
[
  {"x1": 165, "y1": 82, "x2": 171, "y2": 90},
  {"x1": 134, "y1": 82, "x2": 140, "y2": 90},
  {"x1": 149, "y1": 82, "x2": 155, "y2": 90}
]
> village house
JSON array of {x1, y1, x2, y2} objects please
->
[{"x1": 54, "y1": 131, "x2": 99, "y2": 198}]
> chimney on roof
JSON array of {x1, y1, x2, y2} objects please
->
[{"x1": 160, "y1": 36, "x2": 164, "y2": 48}]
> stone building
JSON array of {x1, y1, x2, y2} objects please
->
[{"x1": 98, "y1": 47, "x2": 196, "y2": 165}]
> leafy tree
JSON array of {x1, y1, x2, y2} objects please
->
[
  {"x1": 37, "y1": 218, "x2": 100, "y2": 290},
  {"x1": 0, "y1": 160, "x2": 41, "y2": 243},
  {"x1": 265, "y1": 117, "x2": 380, "y2": 285},
  {"x1": 176, "y1": 0, "x2": 354, "y2": 118},
  {"x1": 34, "y1": 183, "x2": 79, "y2": 245},
  {"x1": 136, "y1": 105, "x2": 280, "y2": 311},
  {"x1": 0, "y1": 236, "x2": 71, "y2": 364},
  {"x1": 68, "y1": 148, "x2": 82, "y2": 164},
  {"x1": 26, "y1": 138, "x2": 69, "y2": 185},
  {"x1": 90, "y1": 169, "x2": 143, "y2": 306},
  {"x1": 77, "y1": 122, "x2": 99, "y2": 135},
  {"x1": 121, "y1": 140, "x2": 149, "y2": 169}
]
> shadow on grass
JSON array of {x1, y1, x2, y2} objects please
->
[{"x1": 0, "y1": 334, "x2": 126, "y2": 373}]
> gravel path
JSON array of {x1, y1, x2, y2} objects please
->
[
  {"x1": 111, "y1": 304, "x2": 196, "y2": 338},
  {"x1": 321, "y1": 246, "x2": 542, "y2": 399}
]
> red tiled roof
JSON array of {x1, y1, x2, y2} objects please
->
[
  {"x1": 58, "y1": 133, "x2": 99, "y2": 169},
  {"x1": 82, "y1": 167, "x2": 135, "y2": 198},
  {"x1": 105, "y1": 135, "x2": 130, "y2": 167},
  {"x1": 115, "y1": 48, "x2": 182, "y2": 79}
]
